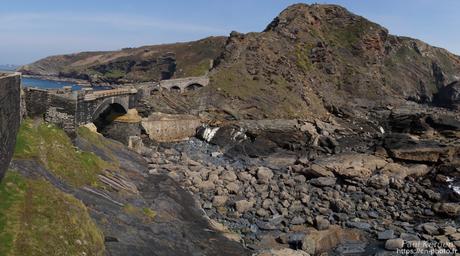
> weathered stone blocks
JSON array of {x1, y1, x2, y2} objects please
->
[{"x1": 0, "y1": 72, "x2": 21, "y2": 180}]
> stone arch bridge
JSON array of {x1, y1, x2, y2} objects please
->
[
  {"x1": 138, "y1": 76, "x2": 209, "y2": 95},
  {"x1": 23, "y1": 76, "x2": 208, "y2": 133},
  {"x1": 24, "y1": 87, "x2": 139, "y2": 132}
]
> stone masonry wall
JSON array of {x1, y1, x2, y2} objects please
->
[
  {"x1": 142, "y1": 112, "x2": 201, "y2": 142},
  {"x1": 0, "y1": 73, "x2": 21, "y2": 180},
  {"x1": 102, "y1": 121, "x2": 141, "y2": 145},
  {"x1": 45, "y1": 94, "x2": 77, "y2": 132},
  {"x1": 24, "y1": 88, "x2": 49, "y2": 117}
]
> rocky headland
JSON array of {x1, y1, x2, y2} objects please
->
[{"x1": 2, "y1": 3, "x2": 460, "y2": 256}]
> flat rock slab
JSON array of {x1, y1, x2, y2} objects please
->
[{"x1": 12, "y1": 134, "x2": 250, "y2": 256}]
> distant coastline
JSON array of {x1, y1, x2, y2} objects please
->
[
  {"x1": 22, "y1": 74, "x2": 91, "y2": 86},
  {"x1": 0, "y1": 64, "x2": 19, "y2": 71}
]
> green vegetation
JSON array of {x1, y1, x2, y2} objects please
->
[
  {"x1": 123, "y1": 204, "x2": 156, "y2": 223},
  {"x1": 295, "y1": 43, "x2": 315, "y2": 72},
  {"x1": 102, "y1": 69, "x2": 125, "y2": 80},
  {"x1": 14, "y1": 120, "x2": 111, "y2": 187},
  {"x1": 210, "y1": 64, "x2": 311, "y2": 118},
  {"x1": 210, "y1": 64, "x2": 265, "y2": 99},
  {"x1": 0, "y1": 172, "x2": 26, "y2": 255},
  {"x1": 327, "y1": 19, "x2": 372, "y2": 47},
  {"x1": 0, "y1": 171, "x2": 105, "y2": 256},
  {"x1": 181, "y1": 59, "x2": 211, "y2": 77},
  {"x1": 77, "y1": 126, "x2": 121, "y2": 165}
]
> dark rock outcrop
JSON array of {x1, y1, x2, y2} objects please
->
[
  {"x1": 0, "y1": 72, "x2": 21, "y2": 180},
  {"x1": 434, "y1": 81, "x2": 460, "y2": 109}
]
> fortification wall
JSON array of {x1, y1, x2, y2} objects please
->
[{"x1": 0, "y1": 72, "x2": 21, "y2": 180}]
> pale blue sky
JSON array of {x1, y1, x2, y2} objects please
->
[{"x1": 1, "y1": 0, "x2": 459, "y2": 64}]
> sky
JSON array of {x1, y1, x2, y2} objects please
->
[{"x1": 1, "y1": 0, "x2": 459, "y2": 65}]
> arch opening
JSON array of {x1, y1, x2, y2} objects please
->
[
  {"x1": 93, "y1": 103, "x2": 127, "y2": 133},
  {"x1": 150, "y1": 87, "x2": 160, "y2": 95},
  {"x1": 185, "y1": 83, "x2": 204, "y2": 91},
  {"x1": 170, "y1": 86, "x2": 181, "y2": 92}
]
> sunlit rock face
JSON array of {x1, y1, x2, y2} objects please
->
[{"x1": 0, "y1": 72, "x2": 21, "y2": 180}]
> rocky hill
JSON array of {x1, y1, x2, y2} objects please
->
[
  {"x1": 18, "y1": 36, "x2": 226, "y2": 84},
  {"x1": 189, "y1": 4, "x2": 460, "y2": 120},
  {"x1": 20, "y1": 4, "x2": 460, "y2": 121}
]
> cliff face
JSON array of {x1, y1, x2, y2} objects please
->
[
  {"x1": 199, "y1": 4, "x2": 460, "y2": 119},
  {"x1": 18, "y1": 37, "x2": 226, "y2": 84},
  {"x1": 0, "y1": 72, "x2": 21, "y2": 180}
]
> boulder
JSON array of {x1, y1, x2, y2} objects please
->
[
  {"x1": 368, "y1": 174, "x2": 390, "y2": 188},
  {"x1": 301, "y1": 226, "x2": 364, "y2": 255},
  {"x1": 314, "y1": 216, "x2": 330, "y2": 230},
  {"x1": 310, "y1": 177, "x2": 336, "y2": 187},
  {"x1": 311, "y1": 153, "x2": 387, "y2": 181},
  {"x1": 378, "y1": 230, "x2": 395, "y2": 240},
  {"x1": 434, "y1": 81, "x2": 460, "y2": 109},
  {"x1": 235, "y1": 200, "x2": 254, "y2": 213},
  {"x1": 433, "y1": 203, "x2": 460, "y2": 217},
  {"x1": 385, "y1": 238, "x2": 404, "y2": 250},
  {"x1": 384, "y1": 133, "x2": 458, "y2": 163},
  {"x1": 212, "y1": 196, "x2": 228, "y2": 207},
  {"x1": 257, "y1": 167, "x2": 274, "y2": 184},
  {"x1": 221, "y1": 171, "x2": 238, "y2": 182},
  {"x1": 304, "y1": 164, "x2": 335, "y2": 177},
  {"x1": 381, "y1": 163, "x2": 409, "y2": 179}
]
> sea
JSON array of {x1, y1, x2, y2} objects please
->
[
  {"x1": 1, "y1": 69, "x2": 109, "y2": 91},
  {"x1": 22, "y1": 76, "x2": 83, "y2": 91}
]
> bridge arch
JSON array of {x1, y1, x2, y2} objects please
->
[
  {"x1": 150, "y1": 87, "x2": 160, "y2": 95},
  {"x1": 92, "y1": 97, "x2": 129, "y2": 121},
  {"x1": 92, "y1": 97, "x2": 128, "y2": 132},
  {"x1": 185, "y1": 83, "x2": 204, "y2": 91},
  {"x1": 170, "y1": 86, "x2": 181, "y2": 92}
]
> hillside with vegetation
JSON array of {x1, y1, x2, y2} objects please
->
[{"x1": 18, "y1": 37, "x2": 226, "y2": 84}]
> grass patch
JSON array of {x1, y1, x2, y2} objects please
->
[
  {"x1": 123, "y1": 204, "x2": 156, "y2": 223},
  {"x1": 14, "y1": 120, "x2": 111, "y2": 187},
  {"x1": 76, "y1": 126, "x2": 121, "y2": 165},
  {"x1": 327, "y1": 19, "x2": 373, "y2": 47},
  {"x1": 210, "y1": 64, "x2": 312, "y2": 118},
  {"x1": 0, "y1": 172, "x2": 26, "y2": 256},
  {"x1": 181, "y1": 59, "x2": 211, "y2": 77},
  {"x1": 103, "y1": 69, "x2": 125, "y2": 80},
  {"x1": 295, "y1": 43, "x2": 315, "y2": 72},
  {"x1": 0, "y1": 171, "x2": 105, "y2": 256}
]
